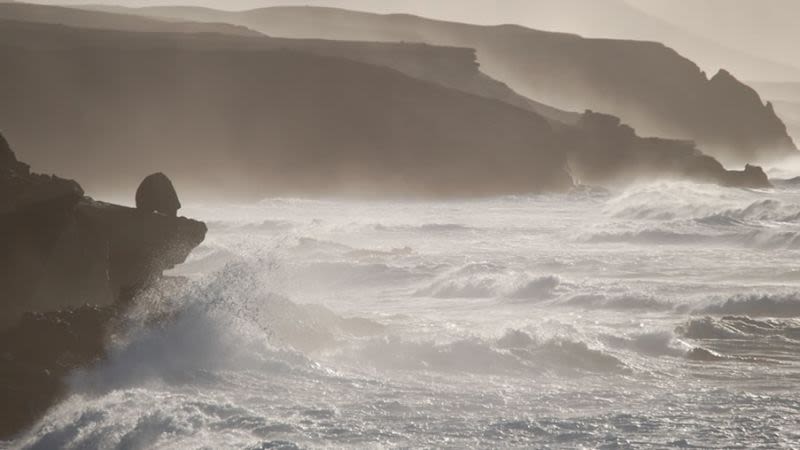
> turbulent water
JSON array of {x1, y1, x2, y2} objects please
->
[{"x1": 9, "y1": 181, "x2": 800, "y2": 449}]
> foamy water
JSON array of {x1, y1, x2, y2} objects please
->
[{"x1": 9, "y1": 181, "x2": 800, "y2": 448}]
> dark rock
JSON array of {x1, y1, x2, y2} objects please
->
[
  {"x1": 0, "y1": 130, "x2": 14, "y2": 166},
  {"x1": 565, "y1": 110, "x2": 773, "y2": 189},
  {"x1": 723, "y1": 164, "x2": 771, "y2": 189},
  {"x1": 135, "y1": 172, "x2": 181, "y2": 216},
  {"x1": 0, "y1": 132, "x2": 206, "y2": 439},
  {"x1": 0, "y1": 305, "x2": 117, "y2": 439}
]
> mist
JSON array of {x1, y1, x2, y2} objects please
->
[{"x1": 3, "y1": 1, "x2": 800, "y2": 448}]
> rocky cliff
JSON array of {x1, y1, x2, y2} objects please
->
[
  {"x1": 0, "y1": 133, "x2": 206, "y2": 438},
  {"x1": 0, "y1": 17, "x2": 775, "y2": 200},
  {"x1": 0, "y1": 2, "x2": 578, "y2": 127},
  {"x1": 567, "y1": 111, "x2": 771, "y2": 188},
  {"x1": 136, "y1": 6, "x2": 795, "y2": 165},
  {"x1": 0, "y1": 20, "x2": 574, "y2": 199}
]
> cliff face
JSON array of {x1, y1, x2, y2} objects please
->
[
  {"x1": 0, "y1": 21, "x2": 574, "y2": 199},
  {"x1": 0, "y1": 137, "x2": 206, "y2": 329},
  {"x1": 567, "y1": 111, "x2": 771, "y2": 188},
  {"x1": 140, "y1": 6, "x2": 796, "y2": 165},
  {"x1": 0, "y1": 2, "x2": 578, "y2": 126},
  {"x1": 0, "y1": 18, "x2": 775, "y2": 200},
  {"x1": 751, "y1": 82, "x2": 800, "y2": 145},
  {"x1": 0, "y1": 133, "x2": 206, "y2": 438},
  {"x1": 269, "y1": 40, "x2": 580, "y2": 126}
]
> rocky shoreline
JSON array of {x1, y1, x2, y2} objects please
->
[{"x1": 0, "y1": 132, "x2": 206, "y2": 439}]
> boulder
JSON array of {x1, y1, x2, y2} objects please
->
[{"x1": 135, "y1": 172, "x2": 181, "y2": 216}]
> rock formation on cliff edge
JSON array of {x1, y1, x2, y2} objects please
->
[{"x1": 0, "y1": 132, "x2": 207, "y2": 439}]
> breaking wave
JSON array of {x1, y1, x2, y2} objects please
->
[
  {"x1": 414, "y1": 265, "x2": 563, "y2": 300},
  {"x1": 346, "y1": 329, "x2": 627, "y2": 375},
  {"x1": 676, "y1": 316, "x2": 800, "y2": 341},
  {"x1": 68, "y1": 260, "x2": 388, "y2": 395},
  {"x1": 696, "y1": 293, "x2": 800, "y2": 317},
  {"x1": 584, "y1": 227, "x2": 800, "y2": 250},
  {"x1": 563, "y1": 294, "x2": 678, "y2": 312},
  {"x1": 601, "y1": 330, "x2": 691, "y2": 358}
]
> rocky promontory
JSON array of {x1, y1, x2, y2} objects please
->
[
  {"x1": 0, "y1": 132, "x2": 206, "y2": 439},
  {"x1": 566, "y1": 111, "x2": 772, "y2": 189}
]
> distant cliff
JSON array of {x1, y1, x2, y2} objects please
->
[
  {"x1": 0, "y1": 2, "x2": 578, "y2": 126},
  {"x1": 0, "y1": 18, "x2": 775, "y2": 199},
  {"x1": 268, "y1": 40, "x2": 580, "y2": 126},
  {"x1": 567, "y1": 111, "x2": 770, "y2": 188},
  {"x1": 127, "y1": 5, "x2": 796, "y2": 165},
  {"x1": 0, "y1": 20, "x2": 574, "y2": 199},
  {"x1": 0, "y1": 132, "x2": 206, "y2": 438}
]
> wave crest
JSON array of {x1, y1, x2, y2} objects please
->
[{"x1": 697, "y1": 293, "x2": 800, "y2": 317}]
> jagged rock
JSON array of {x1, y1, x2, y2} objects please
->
[
  {"x1": 0, "y1": 135, "x2": 205, "y2": 330},
  {"x1": 723, "y1": 164, "x2": 770, "y2": 188},
  {"x1": 0, "y1": 132, "x2": 206, "y2": 439},
  {"x1": 135, "y1": 172, "x2": 181, "y2": 216},
  {"x1": 0, "y1": 130, "x2": 14, "y2": 165},
  {"x1": 566, "y1": 110, "x2": 772, "y2": 189}
]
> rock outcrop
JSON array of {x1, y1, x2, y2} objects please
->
[
  {"x1": 566, "y1": 111, "x2": 772, "y2": 189},
  {"x1": 0, "y1": 305, "x2": 116, "y2": 439},
  {"x1": 0, "y1": 132, "x2": 206, "y2": 439},
  {"x1": 136, "y1": 172, "x2": 181, "y2": 216}
]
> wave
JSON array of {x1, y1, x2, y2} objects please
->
[
  {"x1": 584, "y1": 229, "x2": 714, "y2": 246},
  {"x1": 563, "y1": 294, "x2": 677, "y2": 312},
  {"x1": 601, "y1": 330, "x2": 691, "y2": 359},
  {"x1": 414, "y1": 266, "x2": 563, "y2": 300},
  {"x1": 584, "y1": 227, "x2": 800, "y2": 250},
  {"x1": 507, "y1": 276, "x2": 561, "y2": 300},
  {"x1": 415, "y1": 277, "x2": 498, "y2": 298},
  {"x1": 716, "y1": 199, "x2": 800, "y2": 223},
  {"x1": 18, "y1": 392, "x2": 303, "y2": 450},
  {"x1": 68, "y1": 261, "x2": 386, "y2": 394},
  {"x1": 696, "y1": 293, "x2": 800, "y2": 317},
  {"x1": 676, "y1": 316, "x2": 800, "y2": 341},
  {"x1": 607, "y1": 182, "x2": 785, "y2": 218},
  {"x1": 290, "y1": 237, "x2": 354, "y2": 256},
  {"x1": 346, "y1": 329, "x2": 626, "y2": 375},
  {"x1": 301, "y1": 261, "x2": 426, "y2": 290},
  {"x1": 373, "y1": 223, "x2": 474, "y2": 233}
]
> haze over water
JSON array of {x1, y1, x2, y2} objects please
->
[
  {"x1": 12, "y1": 179, "x2": 800, "y2": 448},
  {"x1": 2, "y1": 1, "x2": 800, "y2": 448}
]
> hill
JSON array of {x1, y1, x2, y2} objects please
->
[
  {"x1": 0, "y1": 20, "x2": 573, "y2": 199},
  {"x1": 0, "y1": 16, "x2": 771, "y2": 199},
  {"x1": 93, "y1": 5, "x2": 797, "y2": 165}
]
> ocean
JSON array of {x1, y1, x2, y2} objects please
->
[{"x1": 11, "y1": 181, "x2": 800, "y2": 448}]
